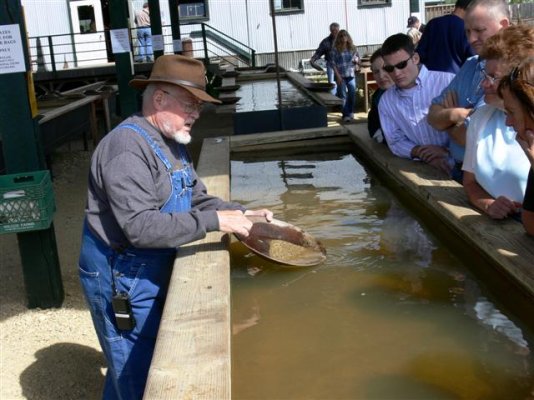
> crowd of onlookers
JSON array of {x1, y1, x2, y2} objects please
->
[{"x1": 310, "y1": 0, "x2": 534, "y2": 236}]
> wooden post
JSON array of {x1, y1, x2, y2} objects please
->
[
  {"x1": 148, "y1": 0, "x2": 163, "y2": 59},
  {"x1": 108, "y1": 0, "x2": 137, "y2": 117},
  {"x1": 0, "y1": 0, "x2": 63, "y2": 308},
  {"x1": 168, "y1": 0, "x2": 182, "y2": 54}
]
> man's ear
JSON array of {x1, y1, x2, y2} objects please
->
[
  {"x1": 412, "y1": 52, "x2": 420, "y2": 65},
  {"x1": 500, "y1": 18, "x2": 510, "y2": 29},
  {"x1": 153, "y1": 89, "x2": 166, "y2": 110}
]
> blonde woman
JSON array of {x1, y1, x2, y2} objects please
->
[
  {"x1": 498, "y1": 58, "x2": 534, "y2": 235},
  {"x1": 330, "y1": 30, "x2": 360, "y2": 122}
]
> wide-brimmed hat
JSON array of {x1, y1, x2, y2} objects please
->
[{"x1": 129, "y1": 55, "x2": 221, "y2": 104}]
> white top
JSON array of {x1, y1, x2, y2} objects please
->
[{"x1": 463, "y1": 105, "x2": 530, "y2": 202}]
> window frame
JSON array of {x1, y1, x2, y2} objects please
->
[
  {"x1": 178, "y1": 0, "x2": 210, "y2": 23},
  {"x1": 273, "y1": 0, "x2": 305, "y2": 15},
  {"x1": 357, "y1": 0, "x2": 392, "y2": 9}
]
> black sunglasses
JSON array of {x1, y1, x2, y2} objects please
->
[{"x1": 383, "y1": 55, "x2": 413, "y2": 73}]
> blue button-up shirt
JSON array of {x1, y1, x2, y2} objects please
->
[{"x1": 432, "y1": 56, "x2": 486, "y2": 162}]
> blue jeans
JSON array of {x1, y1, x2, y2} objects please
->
[
  {"x1": 79, "y1": 224, "x2": 176, "y2": 399},
  {"x1": 340, "y1": 77, "x2": 356, "y2": 118},
  {"x1": 136, "y1": 27, "x2": 152, "y2": 62},
  {"x1": 326, "y1": 65, "x2": 341, "y2": 97}
]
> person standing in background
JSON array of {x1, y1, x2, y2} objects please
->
[
  {"x1": 330, "y1": 30, "x2": 360, "y2": 123},
  {"x1": 417, "y1": 0, "x2": 474, "y2": 74},
  {"x1": 135, "y1": 2, "x2": 153, "y2": 63},
  {"x1": 406, "y1": 16, "x2": 422, "y2": 46},
  {"x1": 310, "y1": 22, "x2": 340, "y2": 96}
]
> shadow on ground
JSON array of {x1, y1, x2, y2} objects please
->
[{"x1": 20, "y1": 343, "x2": 105, "y2": 400}]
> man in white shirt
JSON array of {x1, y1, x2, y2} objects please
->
[{"x1": 378, "y1": 33, "x2": 455, "y2": 174}]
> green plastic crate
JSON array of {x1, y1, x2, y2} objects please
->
[{"x1": 0, "y1": 170, "x2": 56, "y2": 234}]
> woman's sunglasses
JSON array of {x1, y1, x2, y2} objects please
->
[{"x1": 383, "y1": 55, "x2": 413, "y2": 73}]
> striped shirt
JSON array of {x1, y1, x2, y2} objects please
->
[{"x1": 378, "y1": 65, "x2": 454, "y2": 159}]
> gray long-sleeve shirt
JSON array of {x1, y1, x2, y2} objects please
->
[{"x1": 85, "y1": 114, "x2": 245, "y2": 249}]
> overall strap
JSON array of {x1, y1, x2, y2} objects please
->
[{"x1": 122, "y1": 123, "x2": 173, "y2": 171}]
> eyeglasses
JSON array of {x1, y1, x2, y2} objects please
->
[
  {"x1": 383, "y1": 55, "x2": 413, "y2": 73},
  {"x1": 480, "y1": 68, "x2": 501, "y2": 86},
  {"x1": 161, "y1": 89, "x2": 203, "y2": 114}
]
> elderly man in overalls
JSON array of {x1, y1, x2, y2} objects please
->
[{"x1": 78, "y1": 55, "x2": 272, "y2": 400}]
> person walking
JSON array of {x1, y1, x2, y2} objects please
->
[
  {"x1": 78, "y1": 55, "x2": 273, "y2": 399},
  {"x1": 330, "y1": 29, "x2": 360, "y2": 123},
  {"x1": 310, "y1": 22, "x2": 340, "y2": 96},
  {"x1": 135, "y1": 2, "x2": 153, "y2": 62}
]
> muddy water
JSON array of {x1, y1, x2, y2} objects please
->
[
  {"x1": 235, "y1": 79, "x2": 315, "y2": 112},
  {"x1": 230, "y1": 150, "x2": 534, "y2": 400}
]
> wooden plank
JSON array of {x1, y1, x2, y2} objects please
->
[
  {"x1": 144, "y1": 137, "x2": 232, "y2": 400},
  {"x1": 345, "y1": 123, "x2": 534, "y2": 298},
  {"x1": 230, "y1": 126, "x2": 346, "y2": 148},
  {"x1": 38, "y1": 95, "x2": 101, "y2": 123},
  {"x1": 231, "y1": 136, "x2": 352, "y2": 154}
]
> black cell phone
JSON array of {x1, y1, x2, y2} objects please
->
[{"x1": 112, "y1": 292, "x2": 136, "y2": 331}]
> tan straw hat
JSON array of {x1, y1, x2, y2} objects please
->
[{"x1": 129, "y1": 55, "x2": 221, "y2": 104}]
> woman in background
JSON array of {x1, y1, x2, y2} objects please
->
[
  {"x1": 498, "y1": 57, "x2": 534, "y2": 235},
  {"x1": 330, "y1": 30, "x2": 360, "y2": 123}
]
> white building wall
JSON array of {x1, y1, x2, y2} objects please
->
[{"x1": 21, "y1": 0, "x2": 71, "y2": 37}]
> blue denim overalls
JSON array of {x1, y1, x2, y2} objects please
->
[{"x1": 79, "y1": 124, "x2": 194, "y2": 400}]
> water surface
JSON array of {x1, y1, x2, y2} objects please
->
[
  {"x1": 230, "y1": 150, "x2": 534, "y2": 400},
  {"x1": 235, "y1": 78, "x2": 315, "y2": 112}
]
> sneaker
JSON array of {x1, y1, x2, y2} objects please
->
[{"x1": 343, "y1": 116, "x2": 352, "y2": 123}]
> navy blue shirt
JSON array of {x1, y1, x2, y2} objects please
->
[{"x1": 417, "y1": 14, "x2": 474, "y2": 74}]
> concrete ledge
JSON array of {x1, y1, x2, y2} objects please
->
[{"x1": 345, "y1": 123, "x2": 534, "y2": 300}]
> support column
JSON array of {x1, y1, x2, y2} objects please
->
[
  {"x1": 168, "y1": 0, "x2": 182, "y2": 54},
  {"x1": 108, "y1": 0, "x2": 137, "y2": 117},
  {"x1": 0, "y1": 0, "x2": 63, "y2": 308},
  {"x1": 148, "y1": 0, "x2": 163, "y2": 59}
]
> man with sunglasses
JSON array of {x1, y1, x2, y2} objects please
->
[
  {"x1": 78, "y1": 55, "x2": 273, "y2": 400},
  {"x1": 427, "y1": 0, "x2": 510, "y2": 182},
  {"x1": 378, "y1": 33, "x2": 455, "y2": 174}
]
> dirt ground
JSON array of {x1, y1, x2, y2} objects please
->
[{"x1": 0, "y1": 146, "x2": 105, "y2": 400}]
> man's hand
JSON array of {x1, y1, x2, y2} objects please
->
[
  {"x1": 415, "y1": 145, "x2": 449, "y2": 163},
  {"x1": 244, "y1": 209, "x2": 274, "y2": 222},
  {"x1": 485, "y1": 196, "x2": 522, "y2": 220},
  {"x1": 217, "y1": 210, "x2": 253, "y2": 238}
]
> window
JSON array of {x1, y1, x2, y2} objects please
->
[
  {"x1": 274, "y1": 0, "x2": 304, "y2": 14},
  {"x1": 77, "y1": 5, "x2": 96, "y2": 33},
  {"x1": 179, "y1": 0, "x2": 209, "y2": 21},
  {"x1": 357, "y1": 0, "x2": 392, "y2": 8}
]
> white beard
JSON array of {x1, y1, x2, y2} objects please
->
[
  {"x1": 161, "y1": 120, "x2": 192, "y2": 144},
  {"x1": 171, "y1": 131, "x2": 191, "y2": 144}
]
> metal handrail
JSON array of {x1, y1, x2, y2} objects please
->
[{"x1": 29, "y1": 23, "x2": 257, "y2": 73}]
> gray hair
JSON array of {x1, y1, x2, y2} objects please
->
[
  {"x1": 466, "y1": 0, "x2": 510, "y2": 20},
  {"x1": 329, "y1": 22, "x2": 340, "y2": 30}
]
